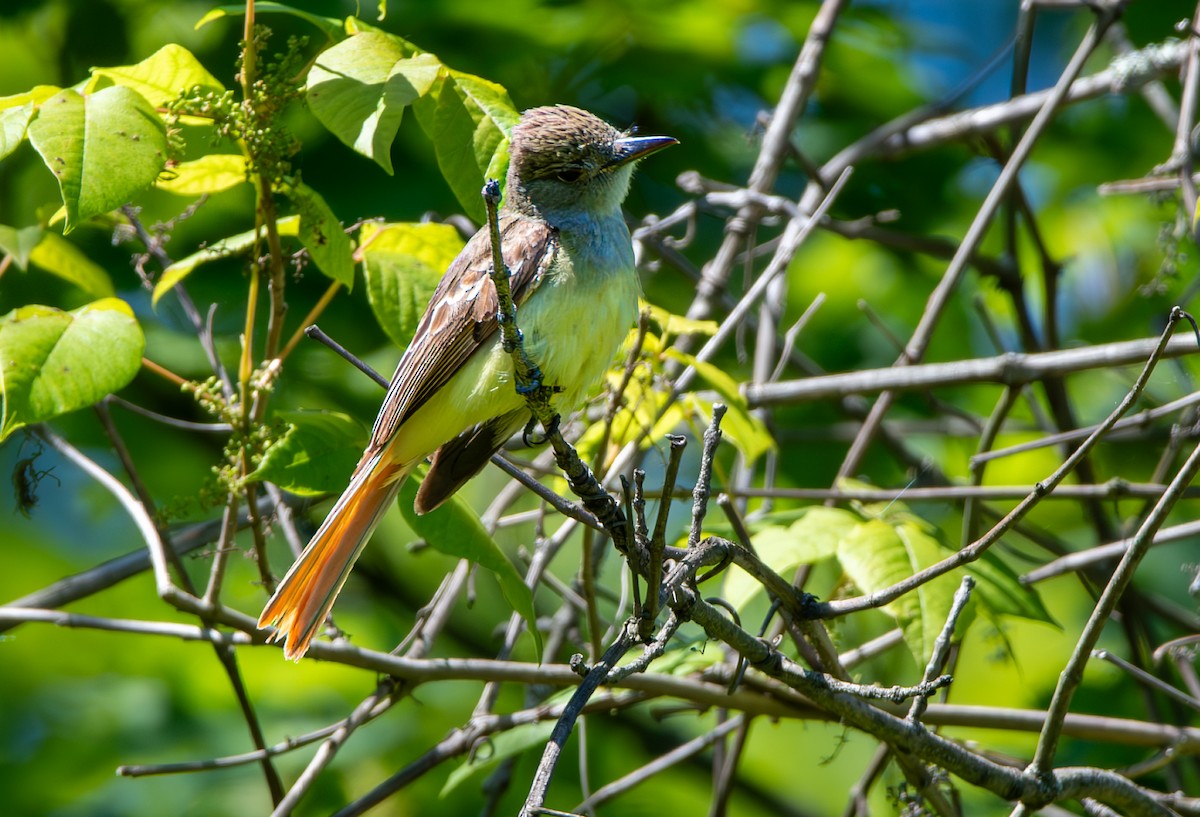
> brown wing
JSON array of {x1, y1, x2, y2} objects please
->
[
  {"x1": 414, "y1": 407, "x2": 528, "y2": 513},
  {"x1": 363, "y1": 214, "x2": 558, "y2": 458}
]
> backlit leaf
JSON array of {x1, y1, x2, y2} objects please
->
[
  {"x1": 156, "y1": 154, "x2": 248, "y2": 196},
  {"x1": 28, "y1": 232, "x2": 115, "y2": 297},
  {"x1": 0, "y1": 103, "x2": 33, "y2": 162},
  {"x1": 416, "y1": 70, "x2": 518, "y2": 221},
  {"x1": 723, "y1": 506, "x2": 858, "y2": 611},
  {"x1": 89, "y1": 44, "x2": 224, "y2": 107},
  {"x1": 361, "y1": 221, "x2": 462, "y2": 347}
]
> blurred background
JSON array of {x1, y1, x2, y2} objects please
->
[{"x1": 1, "y1": 1, "x2": 1196, "y2": 815}]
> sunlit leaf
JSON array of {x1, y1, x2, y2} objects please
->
[
  {"x1": 0, "y1": 85, "x2": 61, "y2": 112},
  {"x1": 306, "y1": 32, "x2": 440, "y2": 175},
  {"x1": 0, "y1": 86, "x2": 61, "y2": 162},
  {"x1": 399, "y1": 476, "x2": 541, "y2": 657},
  {"x1": 361, "y1": 221, "x2": 462, "y2": 347},
  {"x1": 415, "y1": 70, "x2": 518, "y2": 221},
  {"x1": 897, "y1": 519, "x2": 1056, "y2": 629},
  {"x1": 153, "y1": 216, "x2": 300, "y2": 305},
  {"x1": 247, "y1": 410, "x2": 367, "y2": 496},
  {"x1": 644, "y1": 301, "x2": 719, "y2": 338},
  {"x1": 28, "y1": 86, "x2": 167, "y2": 232},
  {"x1": 663, "y1": 349, "x2": 774, "y2": 463},
  {"x1": 835, "y1": 518, "x2": 956, "y2": 664},
  {"x1": 156, "y1": 154, "x2": 248, "y2": 195},
  {"x1": 89, "y1": 44, "x2": 224, "y2": 107},
  {"x1": 0, "y1": 299, "x2": 144, "y2": 440}
]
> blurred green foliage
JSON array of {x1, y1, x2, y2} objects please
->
[{"x1": 2, "y1": 1, "x2": 1198, "y2": 816}]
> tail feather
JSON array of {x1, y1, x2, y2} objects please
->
[{"x1": 258, "y1": 454, "x2": 409, "y2": 660}]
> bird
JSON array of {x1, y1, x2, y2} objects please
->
[{"x1": 258, "y1": 104, "x2": 677, "y2": 660}]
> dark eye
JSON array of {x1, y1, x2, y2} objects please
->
[{"x1": 556, "y1": 168, "x2": 584, "y2": 183}]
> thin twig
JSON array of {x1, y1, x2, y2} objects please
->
[
  {"x1": 815, "y1": 308, "x2": 1192, "y2": 619},
  {"x1": 519, "y1": 622, "x2": 639, "y2": 817}
]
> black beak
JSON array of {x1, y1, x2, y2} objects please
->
[{"x1": 610, "y1": 134, "x2": 678, "y2": 167}]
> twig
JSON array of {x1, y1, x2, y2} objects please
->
[
  {"x1": 907, "y1": 576, "x2": 974, "y2": 724},
  {"x1": 682, "y1": 0, "x2": 849, "y2": 325},
  {"x1": 482, "y1": 180, "x2": 544, "y2": 394},
  {"x1": 572, "y1": 715, "x2": 745, "y2": 814},
  {"x1": 815, "y1": 307, "x2": 1191, "y2": 619},
  {"x1": 1023, "y1": 520, "x2": 1200, "y2": 584},
  {"x1": 833, "y1": 5, "x2": 1122, "y2": 479},
  {"x1": 270, "y1": 681, "x2": 402, "y2": 817},
  {"x1": 305, "y1": 324, "x2": 389, "y2": 388},
  {"x1": 746, "y1": 334, "x2": 1200, "y2": 406},
  {"x1": 641, "y1": 435, "x2": 687, "y2": 640},
  {"x1": 1029, "y1": 380, "x2": 1200, "y2": 775},
  {"x1": 519, "y1": 622, "x2": 639, "y2": 817},
  {"x1": 1092, "y1": 649, "x2": 1200, "y2": 713},
  {"x1": 688, "y1": 404, "x2": 726, "y2": 548}
]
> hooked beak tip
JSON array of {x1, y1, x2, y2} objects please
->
[{"x1": 611, "y1": 134, "x2": 678, "y2": 166}]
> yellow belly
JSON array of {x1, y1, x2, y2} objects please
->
[{"x1": 389, "y1": 258, "x2": 639, "y2": 467}]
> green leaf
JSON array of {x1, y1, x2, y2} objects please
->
[
  {"x1": 153, "y1": 216, "x2": 300, "y2": 305},
  {"x1": 0, "y1": 225, "x2": 44, "y2": 271},
  {"x1": 28, "y1": 86, "x2": 168, "y2": 232},
  {"x1": 89, "y1": 44, "x2": 224, "y2": 107},
  {"x1": 416, "y1": 70, "x2": 518, "y2": 221},
  {"x1": 194, "y1": 2, "x2": 342, "y2": 36},
  {"x1": 361, "y1": 221, "x2": 462, "y2": 347},
  {"x1": 442, "y1": 719, "x2": 555, "y2": 796},
  {"x1": 0, "y1": 103, "x2": 33, "y2": 162},
  {"x1": 834, "y1": 518, "x2": 958, "y2": 665},
  {"x1": 723, "y1": 506, "x2": 859, "y2": 611},
  {"x1": 289, "y1": 183, "x2": 355, "y2": 288},
  {"x1": 0, "y1": 86, "x2": 62, "y2": 112},
  {"x1": 247, "y1": 410, "x2": 367, "y2": 496},
  {"x1": 683, "y1": 392, "x2": 774, "y2": 466},
  {"x1": 28, "y1": 232, "x2": 115, "y2": 297},
  {"x1": 918, "y1": 521, "x2": 1056, "y2": 627},
  {"x1": 835, "y1": 514, "x2": 1055, "y2": 665},
  {"x1": 667, "y1": 349, "x2": 775, "y2": 464},
  {"x1": 156, "y1": 154, "x2": 249, "y2": 195},
  {"x1": 398, "y1": 476, "x2": 541, "y2": 657},
  {"x1": 644, "y1": 301, "x2": 719, "y2": 338},
  {"x1": 839, "y1": 479, "x2": 1056, "y2": 631},
  {"x1": 0, "y1": 298, "x2": 144, "y2": 441},
  {"x1": 0, "y1": 87, "x2": 60, "y2": 161},
  {"x1": 306, "y1": 32, "x2": 440, "y2": 174}
]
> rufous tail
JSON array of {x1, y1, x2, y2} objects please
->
[{"x1": 258, "y1": 453, "x2": 410, "y2": 660}]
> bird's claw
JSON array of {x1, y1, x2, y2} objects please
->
[{"x1": 523, "y1": 413, "x2": 561, "y2": 446}]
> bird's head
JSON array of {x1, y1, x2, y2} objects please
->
[{"x1": 505, "y1": 105, "x2": 676, "y2": 225}]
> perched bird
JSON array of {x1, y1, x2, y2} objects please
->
[{"x1": 259, "y1": 104, "x2": 676, "y2": 659}]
